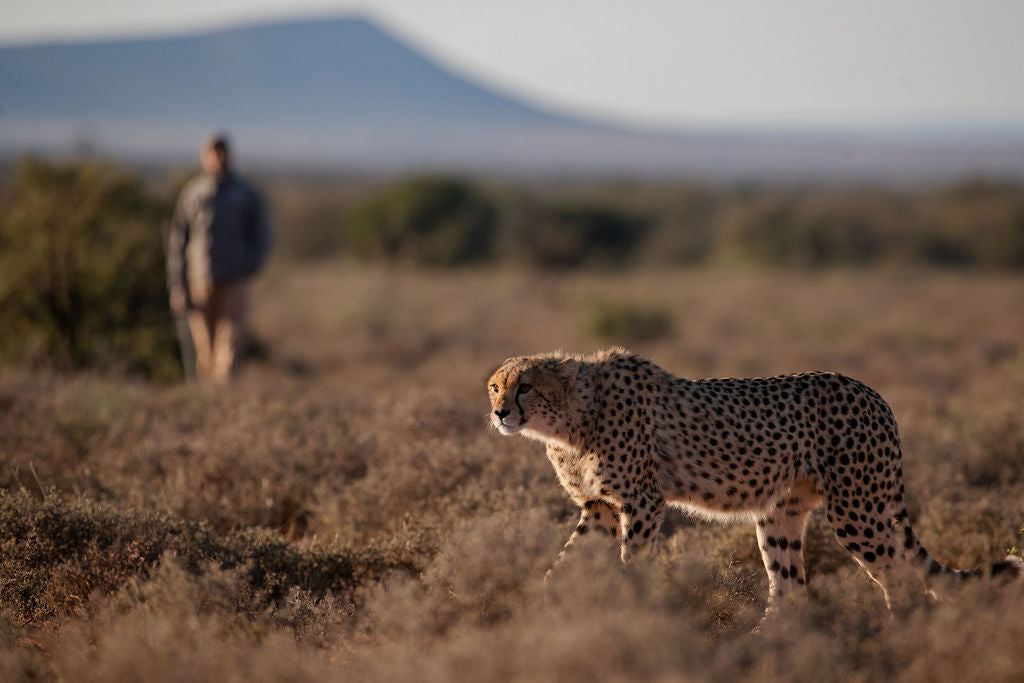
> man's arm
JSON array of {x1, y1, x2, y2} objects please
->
[
  {"x1": 245, "y1": 187, "x2": 273, "y2": 275},
  {"x1": 167, "y1": 193, "x2": 190, "y2": 313}
]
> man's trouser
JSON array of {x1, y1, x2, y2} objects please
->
[{"x1": 186, "y1": 280, "x2": 248, "y2": 383}]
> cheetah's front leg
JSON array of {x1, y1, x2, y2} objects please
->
[
  {"x1": 617, "y1": 492, "x2": 666, "y2": 563},
  {"x1": 544, "y1": 500, "x2": 620, "y2": 583}
]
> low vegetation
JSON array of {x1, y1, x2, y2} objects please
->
[
  {"x1": 1, "y1": 158, "x2": 1023, "y2": 680},
  {"x1": 2, "y1": 259, "x2": 1023, "y2": 681}
]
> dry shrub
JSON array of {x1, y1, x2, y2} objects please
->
[
  {"x1": 959, "y1": 410, "x2": 1024, "y2": 488},
  {"x1": 363, "y1": 509, "x2": 563, "y2": 640},
  {"x1": 358, "y1": 537, "x2": 714, "y2": 683},
  {"x1": 49, "y1": 561, "x2": 337, "y2": 683},
  {"x1": 0, "y1": 372, "x2": 377, "y2": 538},
  {"x1": 0, "y1": 610, "x2": 38, "y2": 681},
  {"x1": 0, "y1": 489, "x2": 418, "y2": 624},
  {"x1": 745, "y1": 577, "x2": 1024, "y2": 683},
  {"x1": 2, "y1": 266, "x2": 1024, "y2": 682}
]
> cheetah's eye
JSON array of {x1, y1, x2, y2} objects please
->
[
  {"x1": 490, "y1": 384, "x2": 499, "y2": 393},
  {"x1": 517, "y1": 383, "x2": 532, "y2": 395}
]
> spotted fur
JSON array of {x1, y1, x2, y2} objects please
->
[{"x1": 487, "y1": 347, "x2": 1023, "y2": 610}]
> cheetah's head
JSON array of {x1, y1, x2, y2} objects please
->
[{"x1": 486, "y1": 353, "x2": 580, "y2": 444}]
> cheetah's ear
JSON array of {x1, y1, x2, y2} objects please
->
[{"x1": 556, "y1": 359, "x2": 580, "y2": 389}]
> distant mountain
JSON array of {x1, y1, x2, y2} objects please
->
[
  {"x1": 0, "y1": 17, "x2": 569, "y2": 129},
  {"x1": 2, "y1": 15, "x2": 1023, "y2": 181}
]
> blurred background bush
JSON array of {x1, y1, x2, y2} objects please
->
[
  {"x1": 346, "y1": 175, "x2": 497, "y2": 266},
  {"x1": 2, "y1": 157, "x2": 1023, "y2": 380},
  {"x1": 0, "y1": 158, "x2": 179, "y2": 381},
  {"x1": 266, "y1": 172, "x2": 1024, "y2": 270}
]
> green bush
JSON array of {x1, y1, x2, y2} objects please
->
[
  {"x1": 712, "y1": 183, "x2": 1024, "y2": 269},
  {"x1": 263, "y1": 174, "x2": 1024, "y2": 271},
  {"x1": 641, "y1": 189, "x2": 720, "y2": 265},
  {"x1": 347, "y1": 176, "x2": 497, "y2": 265},
  {"x1": 519, "y1": 203, "x2": 648, "y2": 269},
  {"x1": 0, "y1": 158, "x2": 180, "y2": 380},
  {"x1": 585, "y1": 299, "x2": 673, "y2": 343},
  {"x1": 714, "y1": 193, "x2": 890, "y2": 267},
  {"x1": 914, "y1": 181, "x2": 1024, "y2": 268}
]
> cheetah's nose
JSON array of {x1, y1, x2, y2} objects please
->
[{"x1": 495, "y1": 408, "x2": 510, "y2": 420}]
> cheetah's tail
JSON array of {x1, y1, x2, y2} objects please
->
[{"x1": 896, "y1": 512, "x2": 1024, "y2": 582}]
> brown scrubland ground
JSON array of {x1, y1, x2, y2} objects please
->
[{"x1": 2, "y1": 264, "x2": 1023, "y2": 682}]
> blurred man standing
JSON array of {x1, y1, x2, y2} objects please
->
[{"x1": 167, "y1": 133, "x2": 272, "y2": 383}]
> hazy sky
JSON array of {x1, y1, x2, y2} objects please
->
[{"x1": 2, "y1": 0, "x2": 1022, "y2": 130}]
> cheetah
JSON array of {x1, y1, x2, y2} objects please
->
[{"x1": 487, "y1": 347, "x2": 1023, "y2": 611}]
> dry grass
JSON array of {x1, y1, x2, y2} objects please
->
[{"x1": 2, "y1": 264, "x2": 1024, "y2": 682}]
